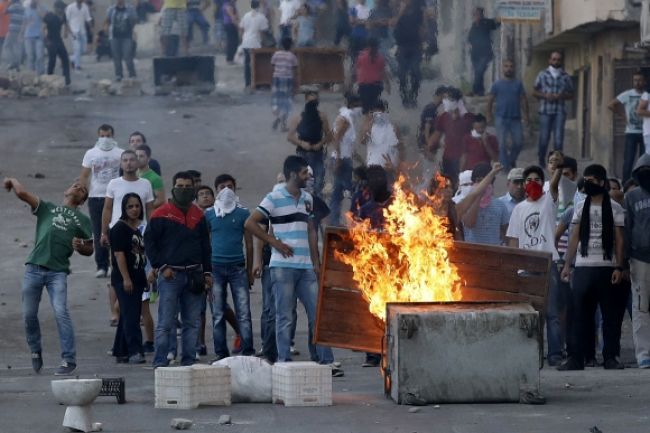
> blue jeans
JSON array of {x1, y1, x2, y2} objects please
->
[
  {"x1": 296, "y1": 149, "x2": 324, "y2": 196},
  {"x1": 187, "y1": 8, "x2": 210, "y2": 44},
  {"x1": 88, "y1": 197, "x2": 109, "y2": 271},
  {"x1": 260, "y1": 266, "x2": 278, "y2": 362},
  {"x1": 270, "y1": 267, "x2": 334, "y2": 364},
  {"x1": 329, "y1": 157, "x2": 353, "y2": 226},
  {"x1": 624, "y1": 133, "x2": 645, "y2": 182},
  {"x1": 110, "y1": 38, "x2": 136, "y2": 79},
  {"x1": 211, "y1": 263, "x2": 254, "y2": 357},
  {"x1": 24, "y1": 37, "x2": 44, "y2": 75},
  {"x1": 22, "y1": 264, "x2": 76, "y2": 363},
  {"x1": 153, "y1": 270, "x2": 203, "y2": 367},
  {"x1": 495, "y1": 117, "x2": 524, "y2": 170},
  {"x1": 537, "y1": 112, "x2": 566, "y2": 165},
  {"x1": 546, "y1": 264, "x2": 567, "y2": 361},
  {"x1": 71, "y1": 31, "x2": 86, "y2": 69},
  {"x1": 244, "y1": 48, "x2": 251, "y2": 87}
]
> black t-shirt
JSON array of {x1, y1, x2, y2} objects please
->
[
  {"x1": 110, "y1": 221, "x2": 147, "y2": 288},
  {"x1": 394, "y1": 11, "x2": 423, "y2": 46},
  {"x1": 43, "y1": 12, "x2": 65, "y2": 42},
  {"x1": 110, "y1": 6, "x2": 136, "y2": 39},
  {"x1": 468, "y1": 18, "x2": 499, "y2": 58}
]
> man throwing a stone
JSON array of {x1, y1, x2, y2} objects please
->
[{"x1": 5, "y1": 177, "x2": 93, "y2": 375}]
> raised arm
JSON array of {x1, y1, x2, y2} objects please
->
[
  {"x1": 456, "y1": 162, "x2": 503, "y2": 217},
  {"x1": 4, "y1": 177, "x2": 39, "y2": 210},
  {"x1": 79, "y1": 167, "x2": 91, "y2": 190}
]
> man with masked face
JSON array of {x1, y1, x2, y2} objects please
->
[
  {"x1": 79, "y1": 124, "x2": 124, "y2": 279},
  {"x1": 245, "y1": 156, "x2": 343, "y2": 376},
  {"x1": 487, "y1": 59, "x2": 529, "y2": 170},
  {"x1": 559, "y1": 164, "x2": 626, "y2": 371},
  {"x1": 361, "y1": 99, "x2": 404, "y2": 182},
  {"x1": 460, "y1": 114, "x2": 498, "y2": 172},
  {"x1": 625, "y1": 154, "x2": 650, "y2": 369},
  {"x1": 145, "y1": 171, "x2": 213, "y2": 368},
  {"x1": 459, "y1": 162, "x2": 508, "y2": 246},
  {"x1": 532, "y1": 51, "x2": 574, "y2": 166},
  {"x1": 204, "y1": 174, "x2": 255, "y2": 360},
  {"x1": 427, "y1": 87, "x2": 475, "y2": 183},
  {"x1": 507, "y1": 162, "x2": 561, "y2": 365},
  {"x1": 287, "y1": 87, "x2": 333, "y2": 196},
  {"x1": 329, "y1": 92, "x2": 363, "y2": 226}
]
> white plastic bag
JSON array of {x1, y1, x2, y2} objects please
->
[{"x1": 213, "y1": 356, "x2": 273, "y2": 403}]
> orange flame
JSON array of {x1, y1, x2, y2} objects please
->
[{"x1": 336, "y1": 174, "x2": 461, "y2": 321}]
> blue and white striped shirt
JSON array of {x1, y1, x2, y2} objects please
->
[{"x1": 257, "y1": 185, "x2": 314, "y2": 269}]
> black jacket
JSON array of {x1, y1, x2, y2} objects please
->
[{"x1": 144, "y1": 202, "x2": 212, "y2": 272}]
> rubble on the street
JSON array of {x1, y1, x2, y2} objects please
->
[{"x1": 0, "y1": 72, "x2": 67, "y2": 98}]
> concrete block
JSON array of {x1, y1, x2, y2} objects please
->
[
  {"x1": 170, "y1": 418, "x2": 193, "y2": 430},
  {"x1": 20, "y1": 71, "x2": 39, "y2": 87},
  {"x1": 21, "y1": 86, "x2": 39, "y2": 97}
]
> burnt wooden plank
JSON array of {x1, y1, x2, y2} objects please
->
[
  {"x1": 323, "y1": 270, "x2": 359, "y2": 289},
  {"x1": 315, "y1": 331, "x2": 382, "y2": 354},
  {"x1": 461, "y1": 287, "x2": 546, "y2": 312},
  {"x1": 315, "y1": 227, "x2": 552, "y2": 352},
  {"x1": 455, "y1": 266, "x2": 548, "y2": 296}
]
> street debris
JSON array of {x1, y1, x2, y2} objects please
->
[
  {"x1": 408, "y1": 407, "x2": 420, "y2": 413},
  {"x1": 217, "y1": 415, "x2": 232, "y2": 425},
  {"x1": 170, "y1": 418, "x2": 193, "y2": 430}
]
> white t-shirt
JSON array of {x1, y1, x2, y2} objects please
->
[
  {"x1": 279, "y1": 0, "x2": 300, "y2": 25},
  {"x1": 353, "y1": 3, "x2": 370, "y2": 21},
  {"x1": 65, "y1": 2, "x2": 92, "y2": 35},
  {"x1": 641, "y1": 92, "x2": 650, "y2": 136},
  {"x1": 239, "y1": 10, "x2": 269, "y2": 49},
  {"x1": 105, "y1": 177, "x2": 154, "y2": 228},
  {"x1": 81, "y1": 146, "x2": 125, "y2": 198},
  {"x1": 617, "y1": 89, "x2": 644, "y2": 134},
  {"x1": 506, "y1": 192, "x2": 559, "y2": 260},
  {"x1": 571, "y1": 200, "x2": 624, "y2": 267},
  {"x1": 367, "y1": 116, "x2": 399, "y2": 167},
  {"x1": 336, "y1": 107, "x2": 359, "y2": 159}
]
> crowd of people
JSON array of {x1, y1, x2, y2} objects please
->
[{"x1": 4, "y1": 1, "x2": 650, "y2": 379}]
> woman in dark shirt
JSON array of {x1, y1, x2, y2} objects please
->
[
  {"x1": 110, "y1": 193, "x2": 147, "y2": 364},
  {"x1": 287, "y1": 89, "x2": 333, "y2": 196}
]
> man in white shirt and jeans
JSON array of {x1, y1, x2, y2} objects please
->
[
  {"x1": 506, "y1": 161, "x2": 562, "y2": 366},
  {"x1": 239, "y1": 0, "x2": 268, "y2": 90},
  {"x1": 79, "y1": 124, "x2": 123, "y2": 278},
  {"x1": 65, "y1": 0, "x2": 92, "y2": 70}
]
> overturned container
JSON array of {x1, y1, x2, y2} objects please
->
[{"x1": 385, "y1": 302, "x2": 541, "y2": 405}]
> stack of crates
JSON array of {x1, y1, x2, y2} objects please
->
[
  {"x1": 272, "y1": 362, "x2": 332, "y2": 407},
  {"x1": 155, "y1": 364, "x2": 231, "y2": 409}
]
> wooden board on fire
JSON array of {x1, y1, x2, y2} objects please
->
[{"x1": 314, "y1": 227, "x2": 553, "y2": 355}]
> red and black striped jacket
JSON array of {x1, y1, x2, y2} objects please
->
[{"x1": 144, "y1": 202, "x2": 211, "y2": 272}]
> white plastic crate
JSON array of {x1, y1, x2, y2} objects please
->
[
  {"x1": 155, "y1": 364, "x2": 231, "y2": 409},
  {"x1": 272, "y1": 362, "x2": 332, "y2": 407}
]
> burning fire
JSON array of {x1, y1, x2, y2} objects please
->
[{"x1": 337, "y1": 175, "x2": 461, "y2": 321}]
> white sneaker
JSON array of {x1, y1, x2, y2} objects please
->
[
  {"x1": 290, "y1": 346, "x2": 300, "y2": 356},
  {"x1": 95, "y1": 269, "x2": 107, "y2": 278}
]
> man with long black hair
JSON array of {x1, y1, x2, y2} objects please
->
[{"x1": 560, "y1": 164, "x2": 626, "y2": 371}]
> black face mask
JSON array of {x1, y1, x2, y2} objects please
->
[
  {"x1": 584, "y1": 181, "x2": 606, "y2": 197},
  {"x1": 635, "y1": 169, "x2": 650, "y2": 192},
  {"x1": 305, "y1": 99, "x2": 319, "y2": 112}
]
